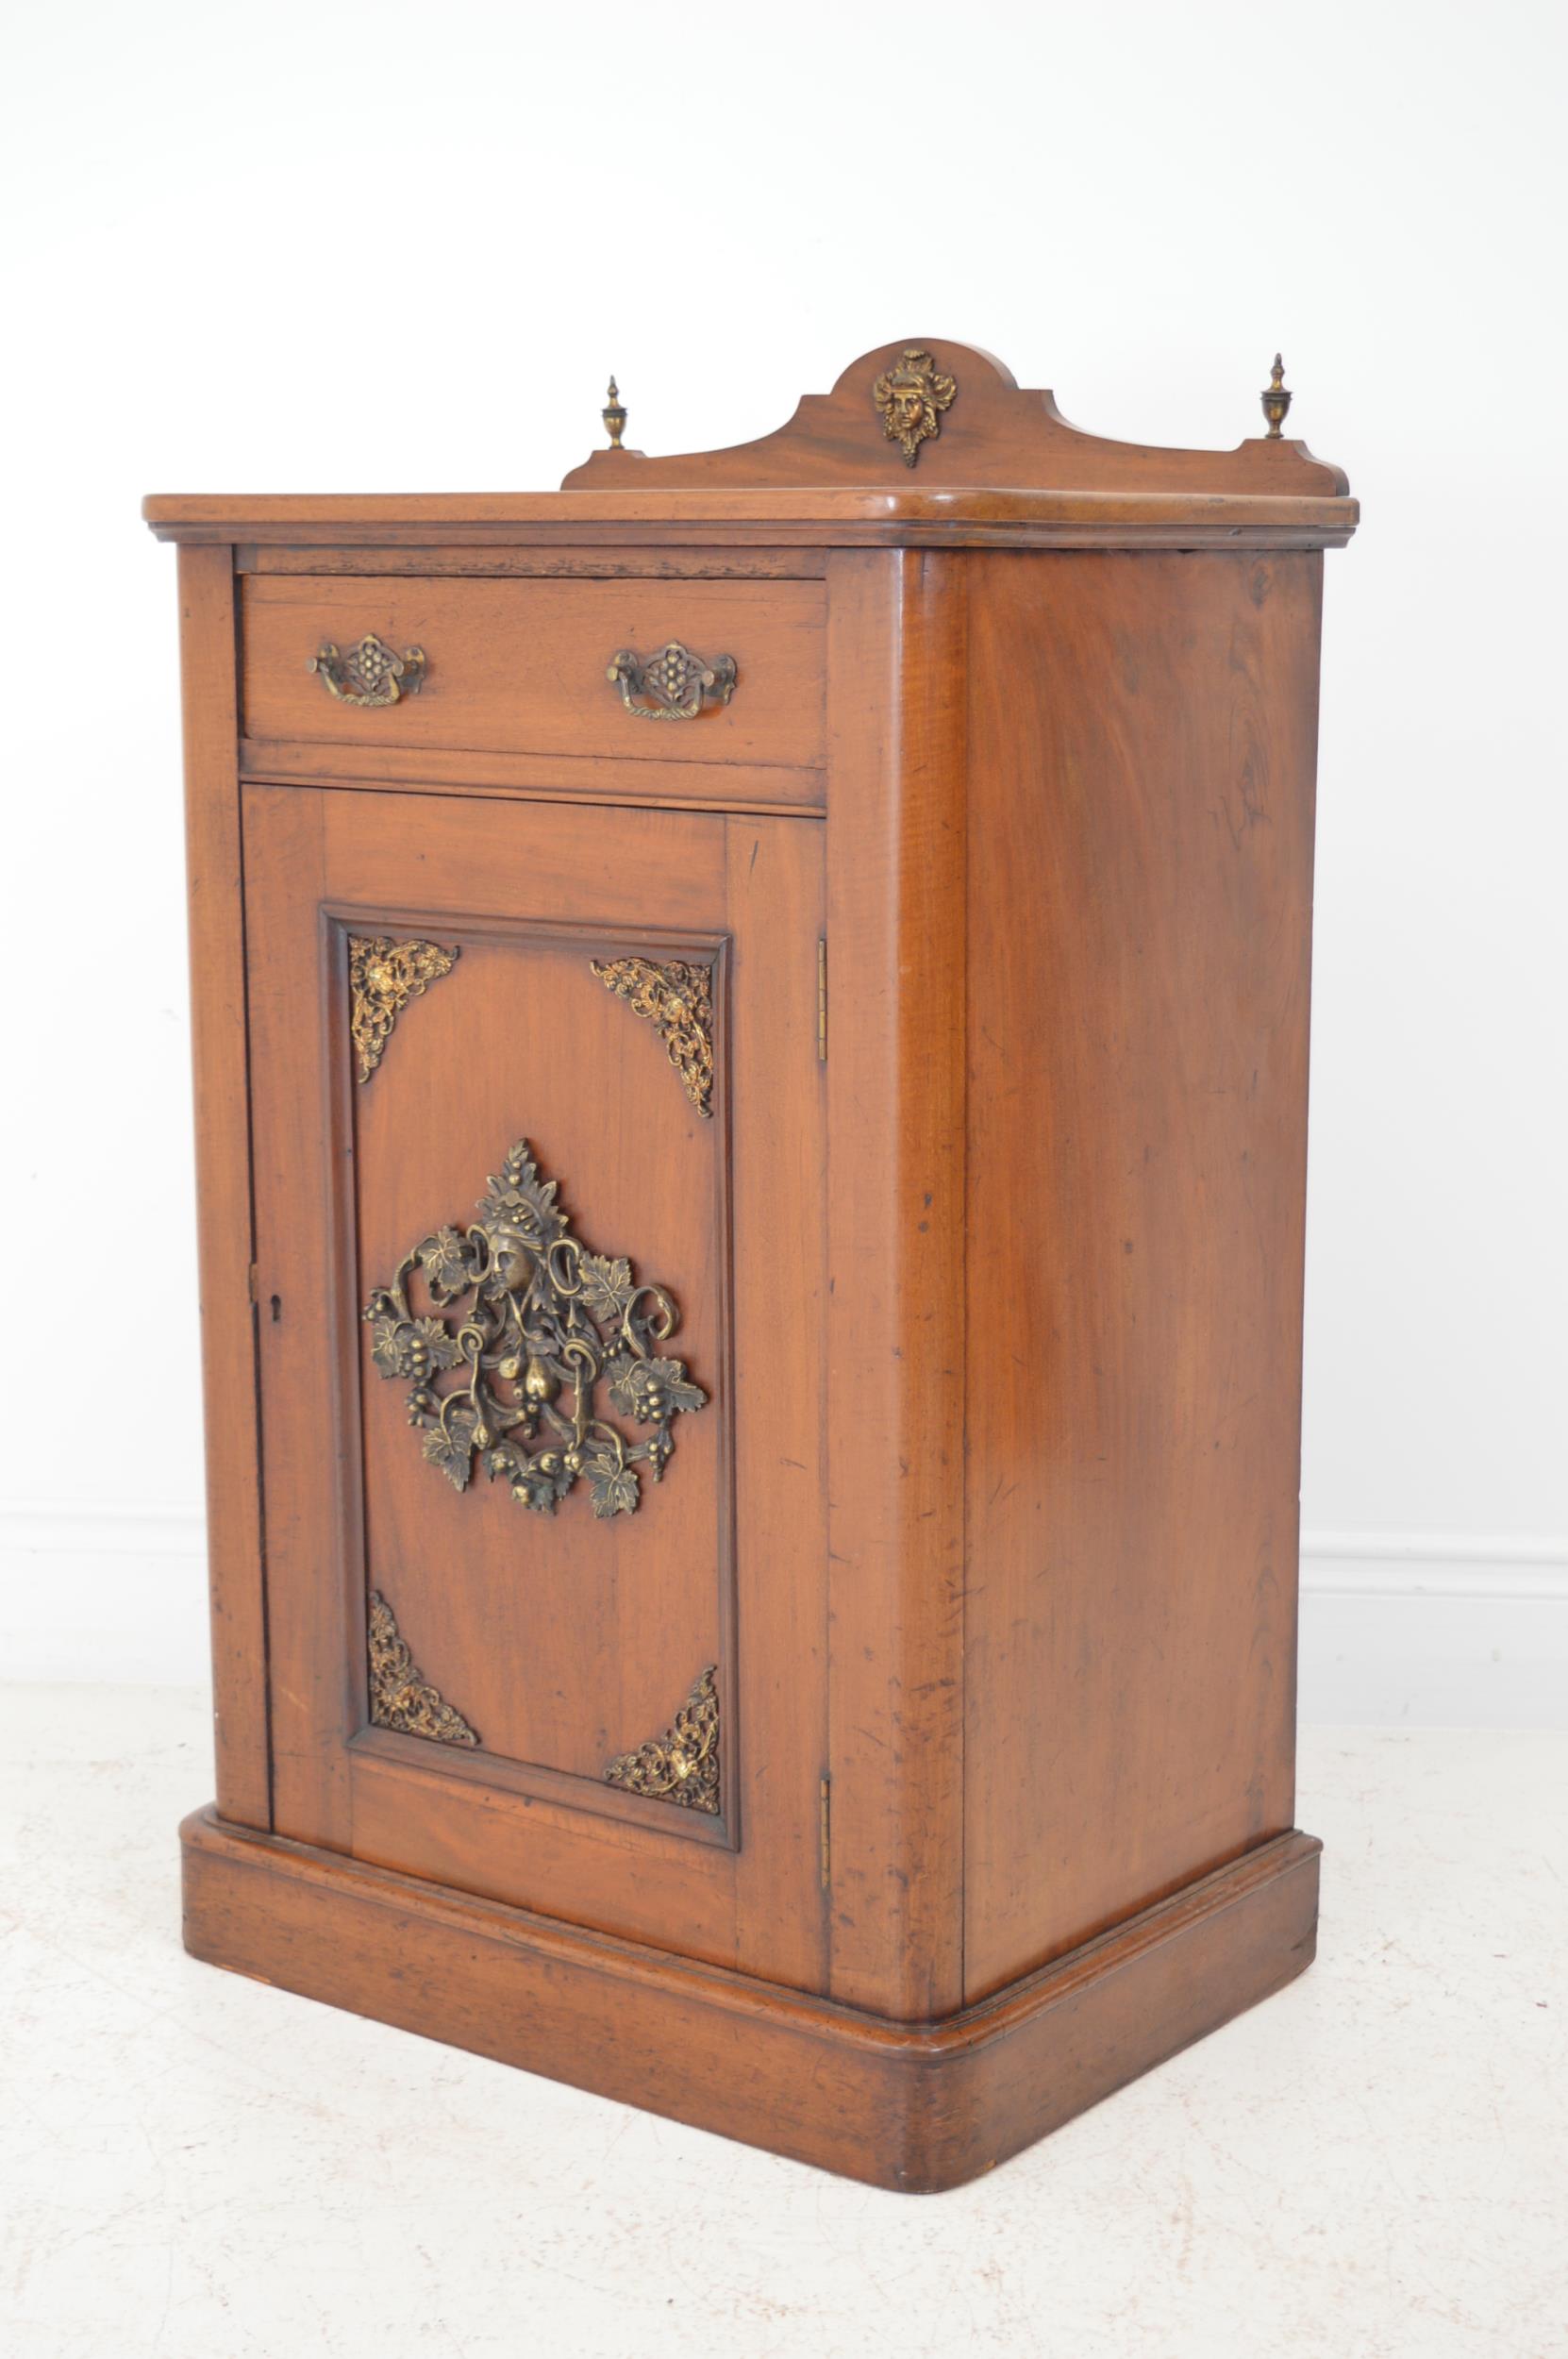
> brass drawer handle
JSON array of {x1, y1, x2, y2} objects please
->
[
  {"x1": 309, "y1": 633, "x2": 426, "y2": 708},
  {"x1": 607, "y1": 641, "x2": 737, "y2": 722}
]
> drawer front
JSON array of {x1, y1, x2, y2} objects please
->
[{"x1": 242, "y1": 575, "x2": 826, "y2": 769}]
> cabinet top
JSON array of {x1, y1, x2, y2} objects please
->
[{"x1": 144, "y1": 340, "x2": 1357, "y2": 550}]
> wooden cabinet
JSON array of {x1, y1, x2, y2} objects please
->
[{"x1": 149, "y1": 340, "x2": 1356, "y2": 2190}]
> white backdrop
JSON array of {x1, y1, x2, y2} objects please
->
[{"x1": 4, "y1": 0, "x2": 1563, "y2": 1719}]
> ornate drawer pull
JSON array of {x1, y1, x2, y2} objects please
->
[
  {"x1": 309, "y1": 633, "x2": 425, "y2": 707},
  {"x1": 607, "y1": 641, "x2": 737, "y2": 722}
]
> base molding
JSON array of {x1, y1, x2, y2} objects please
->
[{"x1": 181, "y1": 1808, "x2": 1321, "y2": 2192}]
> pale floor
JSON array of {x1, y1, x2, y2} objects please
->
[{"x1": 2, "y1": 1687, "x2": 1563, "y2": 2359}]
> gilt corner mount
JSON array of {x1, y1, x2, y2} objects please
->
[
  {"x1": 348, "y1": 935, "x2": 460, "y2": 1084},
  {"x1": 363, "y1": 1138, "x2": 707, "y2": 1519},
  {"x1": 605, "y1": 1665, "x2": 720, "y2": 1814},
  {"x1": 592, "y1": 954, "x2": 715, "y2": 1119},
  {"x1": 367, "y1": 1591, "x2": 479, "y2": 1748}
]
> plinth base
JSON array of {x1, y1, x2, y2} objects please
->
[{"x1": 181, "y1": 1808, "x2": 1320, "y2": 2193}]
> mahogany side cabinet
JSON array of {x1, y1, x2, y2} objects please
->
[{"x1": 147, "y1": 340, "x2": 1357, "y2": 2191}]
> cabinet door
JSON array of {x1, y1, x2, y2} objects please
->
[{"x1": 242, "y1": 783, "x2": 826, "y2": 1992}]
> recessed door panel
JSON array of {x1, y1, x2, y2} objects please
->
[{"x1": 354, "y1": 925, "x2": 728, "y2": 1800}]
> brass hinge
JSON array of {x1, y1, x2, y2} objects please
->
[
  {"x1": 817, "y1": 937, "x2": 827, "y2": 1063},
  {"x1": 819, "y1": 1774, "x2": 831, "y2": 1890},
  {"x1": 247, "y1": 1262, "x2": 259, "y2": 1304}
]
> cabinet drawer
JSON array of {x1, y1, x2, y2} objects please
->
[{"x1": 242, "y1": 575, "x2": 826, "y2": 769}]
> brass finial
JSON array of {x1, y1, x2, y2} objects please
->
[
  {"x1": 1260, "y1": 353, "x2": 1292, "y2": 440},
  {"x1": 603, "y1": 376, "x2": 627, "y2": 449}
]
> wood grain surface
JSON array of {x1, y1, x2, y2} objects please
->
[
  {"x1": 563, "y1": 339, "x2": 1349, "y2": 497},
  {"x1": 242, "y1": 576, "x2": 826, "y2": 768},
  {"x1": 961, "y1": 550, "x2": 1322, "y2": 1999},
  {"x1": 158, "y1": 336, "x2": 1351, "y2": 2179},
  {"x1": 824, "y1": 551, "x2": 968, "y2": 2019},
  {"x1": 242, "y1": 782, "x2": 828, "y2": 1985},
  {"x1": 183, "y1": 1806, "x2": 1321, "y2": 2193},
  {"x1": 147, "y1": 486, "x2": 1356, "y2": 550},
  {"x1": 176, "y1": 545, "x2": 270, "y2": 1831}
]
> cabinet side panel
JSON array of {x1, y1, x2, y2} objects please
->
[
  {"x1": 963, "y1": 549, "x2": 1322, "y2": 2001},
  {"x1": 177, "y1": 544, "x2": 270, "y2": 1828}
]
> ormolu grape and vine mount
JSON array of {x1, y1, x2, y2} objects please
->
[{"x1": 362, "y1": 1138, "x2": 707, "y2": 1519}]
